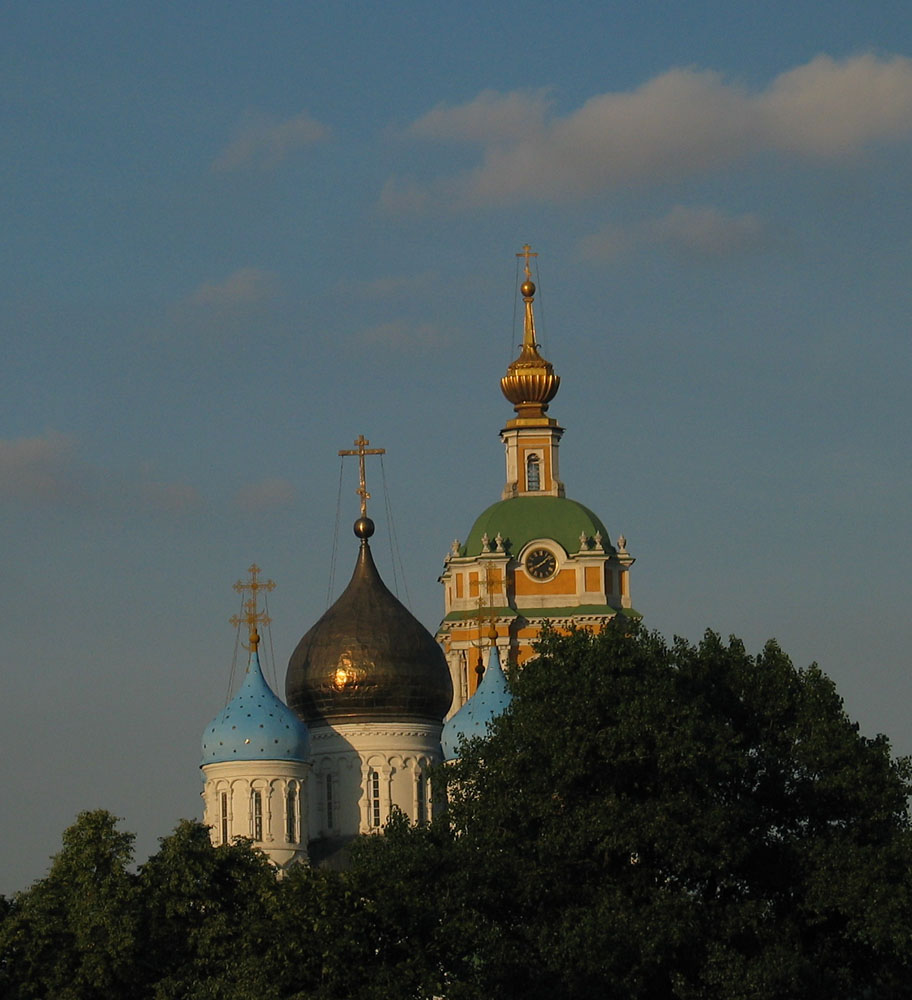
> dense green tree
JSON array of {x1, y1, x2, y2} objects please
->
[
  {"x1": 136, "y1": 819, "x2": 280, "y2": 998},
  {"x1": 258, "y1": 861, "x2": 386, "y2": 1000},
  {"x1": 0, "y1": 810, "x2": 139, "y2": 1000},
  {"x1": 349, "y1": 623, "x2": 912, "y2": 999}
]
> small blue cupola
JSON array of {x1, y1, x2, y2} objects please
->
[
  {"x1": 441, "y1": 645, "x2": 512, "y2": 761},
  {"x1": 201, "y1": 646, "x2": 310, "y2": 766}
]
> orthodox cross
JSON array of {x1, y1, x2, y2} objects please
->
[
  {"x1": 338, "y1": 434, "x2": 385, "y2": 517},
  {"x1": 230, "y1": 563, "x2": 275, "y2": 650},
  {"x1": 516, "y1": 243, "x2": 538, "y2": 280}
]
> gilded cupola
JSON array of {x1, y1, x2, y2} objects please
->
[
  {"x1": 285, "y1": 436, "x2": 453, "y2": 727},
  {"x1": 500, "y1": 244, "x2": 560, "y2": 422},
  {"x1": 285, "y1": 515, "x2": 453, "y2": 726}
]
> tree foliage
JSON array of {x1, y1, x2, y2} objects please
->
[
  {"x1": 0, "y1": 809, "x2": 138, "y2": 1000},
  {"x1": 2, "y1": 624, "x2": 911, "y2": 998},
  {"x1": 353, "y1": 623, "x2": 912, "y2": 999}
]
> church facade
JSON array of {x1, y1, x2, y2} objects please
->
[{"x1": 200, "y1": 247, "x2": 636, "y2": 867}]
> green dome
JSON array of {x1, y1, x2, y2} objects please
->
[{"x1": 463, "y1": 496, "x2": 610, "y2": 558}]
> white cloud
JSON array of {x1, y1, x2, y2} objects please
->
[
  {"x1": 468, "y1": 69, "x2": 754, "y2": 202},
  {"x1": 0, "y1": 431, "x2": 80, "y2": 503},
  {"x1": 235, "y1": 478, "x2": 296, "y2": 512},
  {"x1": 213, "y1": 110, "x2": 329, "y2": 171},
  {"x1": 409, "y1": 89, "x2": 551, "y2": 143},
  {"x1": 579, "y1": 205, "x2": 772, "y2": 262},
  {"x1": 760, "y1": 53, "x2": 912, "y2": 157},
  {"x1": 390, "y1": 53, "x2": 912, "y2": 206},
  {"x1": 188, "y1": 267, "x2": 278, "y2": 308}
]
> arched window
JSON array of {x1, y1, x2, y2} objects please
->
[
  {"x1": 219, "y1": 791, "x2": 229, "y2": 845},
  {"x1": 368, "y1": 769, "x2": 382, "y2": 829},
  {"x1": 286, "y1": 786, "x2": 297, "y2": 843},
  {"x1": 251, "y1": 790, "x2": 263, "y2": 841},
  {"x1": 526, "y1": 453, "x2": 541, "y2": 491},
  {"x1": 325, "y1": 772, "x2": 335, "y2": 830},
  {"x1": 416, "y1": 771, "x2": 427, "y2": 825}
]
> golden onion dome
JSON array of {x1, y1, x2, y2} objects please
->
[{"x1": 500, "y1": 257, "x2": 560, "y2": 419}]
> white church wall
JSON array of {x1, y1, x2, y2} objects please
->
[
  {"x1": 201, "y1": 759, "x2": 311, "y2": 869},
  {"x1": 307, "y1": 722, "x2": 443, "y2": 842}
]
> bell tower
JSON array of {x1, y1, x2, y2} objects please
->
[
  {"x1": 500, "y1": 244, "x2": 564, "y2": 500},
  {"x1": 437, "y1": 247, "x2": 637, "y2": 714}
]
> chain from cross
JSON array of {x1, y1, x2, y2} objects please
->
[
  {"x1": 230, "y1": 563, "x2": 276, "y2": 650},
  {"x1": 338, "y1": 434, "x2": 386, "y2": 518},
  {"x1": 472, "y1": 564, "x2": 500, "y2": 675},
  {"x1": 516, "y1": 243, "x2": 538, "y2": 280}
]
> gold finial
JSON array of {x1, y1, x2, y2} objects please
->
[
  {"x1": 516, "y1": 243, "x2": 538, "y2": 346},
  {"x1": 338, "y1": 434, "x2": 385, "y2": 519},
  {"x1": 501, "y1": 244, "x2": 560, "y2": 420},
  {"x1": 230, "y1": 563, "x2": 275, "y2": 652}
]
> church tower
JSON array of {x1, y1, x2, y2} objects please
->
[
  {"x1": 437, "y1": 247, "x2": 637, "y2": 710},
  {"x1": 201, "y1": 565, "x2": 311, "y2": 870},
  {"x1": 286, "y1": 437, "x2": 453, "y2": 867}
]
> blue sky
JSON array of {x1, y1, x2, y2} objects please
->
[{"x1": 2, "y1": 1, "x2": 911, "y2": 893}]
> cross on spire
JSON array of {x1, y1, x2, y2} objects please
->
[
  {"x1": 230, "y1": 563, "x2": 275, "y2": 651},
  {"x1": 338, "y1": 434, "x2": 385, "y2": 518},
  {"x1": 516, "y1": 243, "x2": 538, "y2": 280}
]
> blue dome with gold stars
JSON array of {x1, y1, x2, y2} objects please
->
[{"x1": 201, "y1": 650, "x2": 310, "y2": 766}]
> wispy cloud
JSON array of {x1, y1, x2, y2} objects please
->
[
  {"x1": 335, "y1": 271, "x2": 437, "y2": 300},
  {"x1": 650, "y1": 205, "x2": 770, "y2": 258},
  {"x1": 188, "y1": 267, "x2": 278, "y2": 309},
  {"x1": 0, "y1": 432, "x2": 202, "y2": 516},
  {"x1": 130, "y1": 477, "x2": 203, "y2": 515},
  {"x1": 213, "y1": 110, "x2": 330, "y2": 171},
  {"x1": 378, "y1": 176, "x2": 431, "y2": 214},
  {"x1": 580, "y1": 205, "x2": 773, "y2": 262},
  {"x1": 0, "y1": 431, "x2": 81, "y2": 503},
  {"x1": 168, "y1": 267, "x2": 280, "y2": 340},
  {"x1": 235, "y1": 478, "x2": 297, "y2": 512},
  {"x1": 358, "y1": 320, "x2": 449, "y2": 350},
  {"x1": 387, "y1": 53, "x2": 912, "y2": 208}
]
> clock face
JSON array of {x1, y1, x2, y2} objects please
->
[{"x1": 525, "y1": 547, "x2": 557, "y2": 580}]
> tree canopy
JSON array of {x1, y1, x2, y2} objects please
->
[
  {"x1": 350, "y1": 624, "x2": 912, "y2": 998},
  {"x1": 3, "y1": 623, "x2": 911, "y2": 999}
]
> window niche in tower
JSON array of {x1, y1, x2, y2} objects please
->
[
  {"x1": 286, "y1": 785, "x2": 298, "y2": 844},
  {"x1": 325, "y1": 772, "x2": 335, "y2": 831},
  {"x1": 368, "y1": 768, "x2": 382, "y2": 829},
  {"x1": 251, "y1": 790, "x2": 263, "y2": 841},
  {"x1": 526, "y1": 453, "x2": 541, "y2": 491},
  {"x1": 416, "y1": 771, "x2": 427, "y2": 825},
  {"x1": 219, "y1": 791, "x2": 229, "y2": 845}
]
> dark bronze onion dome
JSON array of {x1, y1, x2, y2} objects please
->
[
  {"x1": 500, "y1": 248, "x2": 560, "y2": 420},
  {"x1": 286, "y1": 518, "x2": 453, "y2": 726}
]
